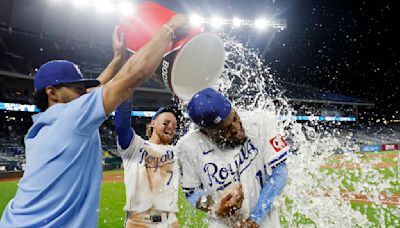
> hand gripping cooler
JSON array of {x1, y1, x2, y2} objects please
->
[{"x1": 118, "y1": 1, "x2": 225, "y2": 101}]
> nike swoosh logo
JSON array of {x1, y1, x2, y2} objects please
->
[{"x1": 203, "y1": 149, "x2": 214, "y2": 155}]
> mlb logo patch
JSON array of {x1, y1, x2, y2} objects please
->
[{"x1": 269, "y1": 135, "x2": 288, "y2": 153}]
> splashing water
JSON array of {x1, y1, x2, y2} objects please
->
[{"x1": 208, "y1": 35, "x2": 399, "y2": 227}]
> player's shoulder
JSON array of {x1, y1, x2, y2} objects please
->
[
  {"x1": 238, "y1": 110, "x2": 276, "y2": 127},
  {"x1": 176, "y1": 129, "x2": 205, "y2": 155},
  {"x1": 118, "y1": 133, "x2": 144, "y2": 154},
  {"x1": 177, "y1": 129, "x2": 201, "y2": 145}
]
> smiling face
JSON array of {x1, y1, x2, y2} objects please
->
[{"x1": 150, "y1": 112, "x2": 178, "y2": 145}]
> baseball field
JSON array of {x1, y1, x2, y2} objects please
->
[{"x1": 0, "y1": 150, "x2": 398, "y2": 227}]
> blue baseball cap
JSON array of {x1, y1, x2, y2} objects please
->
[
  {"x1": 187, "y1": 88, "x2": 232, "y2": 129},
  {"x1": 152, "y1": 105, "x2": 182, "y2": 122},
  {"x1": 34, "y1": 60, "x2": 100, "y2": 91}
]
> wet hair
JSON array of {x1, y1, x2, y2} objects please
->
[
  {"x1": 146, "y1": 124, "x2": 153, "y2": 138},
  {"x1": 33, "y1": 89, "x2": 49, "y2": 112}
]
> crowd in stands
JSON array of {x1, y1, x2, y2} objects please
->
[
  {"x1": 0, "y1": 113, "x2": 153, "y2": 172},
  {"x1": 292, "y1": 103, "x2": 357, "y2": 117},
  {"x1": 0, "y1": 115, "x2": 30, "y2": 171},
  {"x1": 345, "y1": 124, "x2": 400, "y2": 146}
]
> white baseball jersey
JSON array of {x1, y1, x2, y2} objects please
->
[
  {"x1": 118, "y1": 134, "x2": 179, "y2": 213},
  {"x1": 177, "y1": 111, "x2": 289, "y2": 228}
]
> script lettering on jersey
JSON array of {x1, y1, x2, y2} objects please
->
[
  {"x1": 139, "y1": 148, "x2": 174, "y2": 172},
  {"x1": 203, "y1": 139, "x2": 259, "y2": 191}
]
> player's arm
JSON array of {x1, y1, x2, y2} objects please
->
[
  {"x1": 95, "y1": 26, "x2": 127, "y2": 86},
  {"x1": 244, "y1": 162, "x2": 288, "y2": 227},
  {"x1": 115, "y1": 98, "x2": 134, "y2": 150},
  {"x1": 102, "y1": 15, "x2": 188, "y2": 115}
]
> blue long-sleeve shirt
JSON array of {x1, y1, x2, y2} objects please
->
[{"x1": 115, "y1": 99, "x2": 134, "y2": 149}]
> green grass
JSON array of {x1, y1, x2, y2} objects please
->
[
  {"x1": 177, "y1": 188, "x2": 207, "y2": 228},
  {"x1": 322, "y1": 151, "x2": 399, "y2": 193},
  {"x1": 327, "y1": 150, "x2": 399, "y2": 164},
  {"x1": 98, "y1": 182, "x2": 126, "y2": 228},
  {"x1": 0, "y1": 176, "x2": 206, "y2": 227},
  {"x1": 0, "y1": 181, "x2": 18, "y2": 216},
  {"x1": 351, "y1": 202, "x2": 399, "y2": 227}
]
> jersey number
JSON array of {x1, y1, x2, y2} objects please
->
[
  {"x1": 166, "y1": 171, "x2": 173, "y2": 186},
  {"x1": 256, "y1": 170, "x2": 264, "y2": 188}
]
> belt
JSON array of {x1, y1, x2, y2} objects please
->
[{"x1": 127, "y1": 211, "x2": 171, "y2": 223}]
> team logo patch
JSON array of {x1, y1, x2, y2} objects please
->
[{"x1": 269, "y1": 135, "x2": 288, "y2": 153}]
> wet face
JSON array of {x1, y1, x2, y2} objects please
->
[
  {"x1": 151, "y1": 112, "x2": 177, "y2": 145},
  {"x1": 208, "y1": 110, "x2": 246, "y2": 147}
]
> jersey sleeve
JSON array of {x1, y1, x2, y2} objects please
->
[
  {"x1": 118, "y1": 133, "x2": 145, "y2": 162},
  {"x1": 260, "y1": 112, "x2": 290, "y2": 170},
  {"x1": 115, "y1": 100, "x2": 134, "y2": 150},
  {"x1": 176, "y1": 141, "x2": 202, "y2": 190},
  {"x1": 64, "y1": 86, "x2": 107, "y2": 135}
]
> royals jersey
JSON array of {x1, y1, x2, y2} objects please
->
[
  {"x1": 177, "y1": 111, "x2": 289, "y2": 227},
  {"x1": 118, "y1": 134, "x2": 179, "y2": 213}
]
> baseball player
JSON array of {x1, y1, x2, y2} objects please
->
[
  {"x1": 115, "y1": 100, "x2": 182, "y2": 228},
  {"x1": 177, "y1": 88, "x2": 289, "y2": 228},
  {"x1": 0, "y1": 15, "x2": 189, "y2": 227}
]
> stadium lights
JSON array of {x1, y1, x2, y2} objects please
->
[
  {"x1": 95, "y1": 0, "x2": 113, "y2": 13},
  {"x1": 72, "y1": 0, "x2": 89, "y2": 8},
  {"x1": 190, "y1": 14, "x2": 204, "y2": 27},
  {"x1": 254, "y1": 18, "x2": 269, "y2": 30},
  {"x1": 211, "y1": 16, "x2": 224, "y2": 28},
  {"x1": 118, "y1": 1, "x2": 134, "y2": 16},
  {"x1": 47, "y1": 1, "x2": 287, "y2": 30},
  {"x1": 232, "y1": 17, "x2": 242, "y2": 28},
  {"x1": 189, "y1": 14, "x2": 286, "y2": 30}
]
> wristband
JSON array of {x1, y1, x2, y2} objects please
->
[{"x1": 163, "y1": 24, "x2": 176, "y2": 39}]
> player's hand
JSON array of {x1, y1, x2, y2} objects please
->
[
  {"x1": 215, "y1": 185, "x2": 244, "y2": 217},
  {"x1": 165, "y1": 14, "x2": 190, "y2": 40},
  {"x1": 234, "y1": 218, "x2": 260, "y2": 228},
  {"x1": 112, "y1": 26, "x2": 128, "y2": 61}
]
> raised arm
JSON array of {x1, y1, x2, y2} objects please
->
[
  {"x1": 102, "y1": 15, "x2": 188, "y2": 115},
  {"x1": 115, "y1": 98, "x2": 134, "y2": 150},
  {"x1": 96, "y1": 26, "x2": 127, "y2": 86}
]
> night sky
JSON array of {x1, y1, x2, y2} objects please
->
[
  {"x1": 265, "y1": 0, "x2": 399, "y2": 118},
  {"x1": 161, "y1": 0, "x2": 399, "y2": 118}
]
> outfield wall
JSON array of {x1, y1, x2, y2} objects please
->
[
  {"x1": 360, "y1": 143, "x2": 399, "y2": 152},
  {"x1": 0, "y1": 171, "x2": 23, "y2": 180}
]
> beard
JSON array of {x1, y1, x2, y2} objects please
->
[{"x1": 156, "y1": 130, "x2": 174, "y2": 145}]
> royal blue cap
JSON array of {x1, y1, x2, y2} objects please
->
[
  {"x1": 152, "y1": 105, "x2": 182, "y2": 122},
  {"x1": 34, "y1": 60, "x2": 100, "y2": 91},
  {"x1": 187, "y1": 88, "x2": 232, "y2": 129}
]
